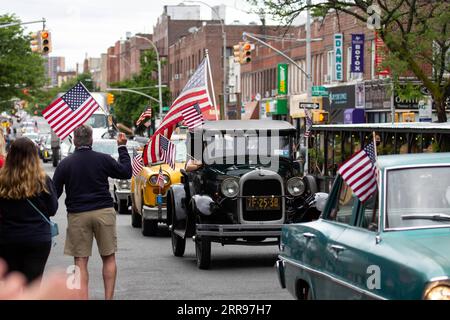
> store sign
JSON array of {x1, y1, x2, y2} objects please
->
[
  {"x1": 418, "y1": 98, "x2": 432, "y2": 122},
  {"x1": 351, "y1": 34, "x2": 365, "y2": 73},
  {"x1": 375, "y1": 32, "x2": 390, "y2": 76},
  {"x1": 334, "y1": 34, "x2": 344, "y2": 81},
  {"x1": 277, "y1": 64, "x2": 288, "y2": 95},
  {"x1": 364, "y1": 81, "x2": 392, "y2": 110},
  {"x1": 324, "y1": 85, "x2": 356, "y2": 110}
]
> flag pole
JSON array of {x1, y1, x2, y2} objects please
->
[{"x1": 205, "y1": 50, "x2": 219, "y2": 121}]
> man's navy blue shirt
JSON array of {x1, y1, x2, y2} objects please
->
[{"x1": 53, "y1": 145, "x2": 132, "y2": 213}]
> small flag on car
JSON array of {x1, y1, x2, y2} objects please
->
[
  {"x1": 159, "y1": 134, "x2": 176, "y2": 170},
  {"x1": 181, "y1": 103, "x2": 204, "y2": 131},
  {"x1": 337, "y1": 142, "x2": 378, "y2": 202},
  {"x1": 156, "y1": 166, "x2": 165, "y2": 190}
]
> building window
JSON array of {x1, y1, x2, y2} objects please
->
[
  {"x1": 347, "y1": 46, "x2": 353, "y2": 81},
  {"x1": 327, "y1": 50, "x2": 334, "y2": 83}
]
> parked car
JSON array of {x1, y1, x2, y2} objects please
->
[
  {"x1": 91, "y1": 138, "x2": 141, "y2": 214},
  {"x1": 131, "y1": 133, "x2": 186, "y2": 236},
  {"x1": 276, "y1": 152, "x2": 450, "y2": 300},
  {"x1": 167, "y1": 120, "x2": 318, "y2": 270}
]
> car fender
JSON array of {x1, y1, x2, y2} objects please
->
[
  {"x1": 168, "y1": 184, "x2": 188, "y2": 236},
  {"x1": 191, "y1": 195, "x2": 215, "y2": 216}
]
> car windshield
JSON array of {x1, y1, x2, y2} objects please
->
[
  {"x1": 202, "y1": 132, "x2": 291, "y2": 164},
  {"x1": 386, "y1": 166, "x2": 450, "y2": 230},
  {"x1": 92, "y1": 140, "x2": 140, "y2": 158},
  {"x1": 86, "y1": 114, "x2": 108, "y2": 128},
  {"x1": 173, "y1": 139, "x2": 187, "y2": 162}
]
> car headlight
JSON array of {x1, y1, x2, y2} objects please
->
[
  {"x1": 119, "y1": 180, "x2": 130, "y2": 189},
  {"x1": 149, "y1": 174, "x2": 170, "y2": 186},
  {"x1": 424, "y1": 285, "x2": 450, "y2": 300},
  {"x1": 221, "y1": 178, "x2": 239, "y2": 198},
  {"x1": 287, "y1": 177, "x2": 305, "y2": 197}
]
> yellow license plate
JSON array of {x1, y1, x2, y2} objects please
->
[
  {"x1": 44, "y1": 151, "x2": 48, "y2": 157},
  {"x1": 246, "y1": 196, "x2": 280, "y2": 211}
]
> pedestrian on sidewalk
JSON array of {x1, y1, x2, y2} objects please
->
[
  {"x1": 53, "y1": 125, "x2": 131, "y2": 300},
  {"x1": 0, "y1": 137, "x2": 58, "y2": 283}
]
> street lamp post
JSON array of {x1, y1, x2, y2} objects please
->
[
  {"x1": 135, "y1": 35, "x2": 163, "y2": 121},
  {"x1": 184, "y1": 0, "x2": 227, "y2": 120}
]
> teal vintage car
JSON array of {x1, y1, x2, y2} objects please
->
[{"x1": 276, "y1": 152, "x2": 450, "y2": 300}]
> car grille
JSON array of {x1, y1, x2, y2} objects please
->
[{"x1": 242, "y1": 179, "x2": 283, "y2": 222}]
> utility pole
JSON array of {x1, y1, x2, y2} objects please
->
[{"x1": 305, "y1": 0, "x2": 312, "y2": 175}]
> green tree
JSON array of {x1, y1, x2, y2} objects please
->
[
  {"x1": 249, "y1": 0, "x2": 450, "y2": 122},
  {"x1": 111, "y1": 50, "x2": 170, "y2": 131},
  {"x1": 0, "y1": 14, "x2": 46, "y2": 111}
]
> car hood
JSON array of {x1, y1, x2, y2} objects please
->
[
  {"x1": 383, "y1": 228, "x2": 450, "y2": 278},
  {"x1": 207, "y1": 161, "x2": 294, "y2": 179}
]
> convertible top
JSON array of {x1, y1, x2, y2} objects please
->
[{"x1": 196, "y1": 120, "x2": 296, "y2": 132}]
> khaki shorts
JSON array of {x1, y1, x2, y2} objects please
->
[{"x1": 64, "y1": 207, "x2": 117, "y2": 257}]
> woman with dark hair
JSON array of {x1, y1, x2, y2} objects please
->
[{"x1": 0, "y1": 137, "x2": 58, "y2": 283}]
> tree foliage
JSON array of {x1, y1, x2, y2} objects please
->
[
  {"x1": 110, "y1": 50, "x2": 170, "y2": 132},
  {"x1": 0, "y1": 14, "x2": 46, "y2": 112},
  {"x1": 248, "y1": 0, "x2": 450, "y2": 122}
]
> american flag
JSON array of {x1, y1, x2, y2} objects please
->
[
  {"x1": 304, "y1": 107, "x2": 313, "y2": 138},
  {"x1": 42, "y1": 82, "x2": 100, "y2": 140},
  {"x1": 159, "y1": 135, "x2": 176, "y2": 170},
  {"x1": 145, "y1": 58, "x2": 213, "y2": 165},
  {"x1": 156, "y1": 166, "x2": 165, "y2": 190},
  {"x1": 136, "y1": 107, "x2": 152, "y2": 126},
  {"x1": 132, "y1": 153, "x2": 144, "y2": 177},
  {"x1": 182, "y1": 103, "x2": 204, "y2": 131},
  {"x1": 337, "y1": 142, "x2": 378, "y2": 202}
]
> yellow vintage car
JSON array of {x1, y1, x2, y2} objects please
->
[{"x1": 131, "y1": 133, "x2": 187, "y2": 236}]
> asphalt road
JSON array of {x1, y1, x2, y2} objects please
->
[{"x1": 43, "y1": 162, "x2": 292, "y2": 300}]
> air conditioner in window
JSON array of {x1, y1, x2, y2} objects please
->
[
  {"x1": 174, "y1": 74, "x2": 179, "y2": 80},
  {"x1": 324, "y1": 74, "x2": 331, "y2": 83}
]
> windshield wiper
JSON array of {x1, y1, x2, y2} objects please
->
[{"x1": 401, "y1": 214, "x2": 450, "y2": 222}]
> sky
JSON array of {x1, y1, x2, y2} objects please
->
[{"x1": 2, "y1": 0, "x2": 272, "y2": 71}]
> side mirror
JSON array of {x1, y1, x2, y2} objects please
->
[{"x1": 314, "y1": 192, "x2": 329, "y2": 212}]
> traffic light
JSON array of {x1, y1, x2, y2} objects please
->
[
  {"x1": 40, "y1": 30, "x2": 51, "y2": 54},
  {"x1": 312, "y1": 110, "x2": 329, "y2": 124},
  {"x1": 233, "y1": 43, "x2": 242, "y2": 63},
  {"x1": 107, "y1": 93, "x2": 114, "y2": 105},
  {"x1": 232, "y1": 42, "x2": 254, "y2": 64},
  {"x1": 30, "y1": 32, "x2": 40, "y2": 53},
  {"x1": 241, "y1": 42, "x2": 253, "y2": 64}
]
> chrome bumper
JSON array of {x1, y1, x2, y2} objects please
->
[
  {"x1": 142, "y1": 205, "x2": 167, "y2": 221},
  {"x1": 196, "y1": 224, "x2": 283, "y2": 237},
  {"x1": 115, "y1": 190, "x2": 130, "y2": 201}
]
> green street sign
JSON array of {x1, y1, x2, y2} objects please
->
[
  {"x1": 312, "y1": 86, "x2": 328, "y2": 96},
  {"x1": 162, "y1": 106, "x2": 169, "y2": 112}
]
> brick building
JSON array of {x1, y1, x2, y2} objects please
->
[
  {"x1": 240, "y1": 11, "x2": 435, "y2": 123},
  {"x1": 103, "y1": 34, "x2": 152, "y2": 85},
  {"x1": 168, "y1": 23, "x2": 291, "y2": 118},
  {"x1": 153, "y1": 14, "x2": 220, "y2": 85}
]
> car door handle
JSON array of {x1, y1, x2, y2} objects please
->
[
  {"x1": 330, "y1": 245, "x2": 346, "y2": 252},
  {"x1": 302, "y1": 232, "x2": 316, "y2": 239}
]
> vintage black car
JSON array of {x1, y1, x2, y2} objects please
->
[{"x1": 167, "y1": 120, "x2": 319, "y2": 269}]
